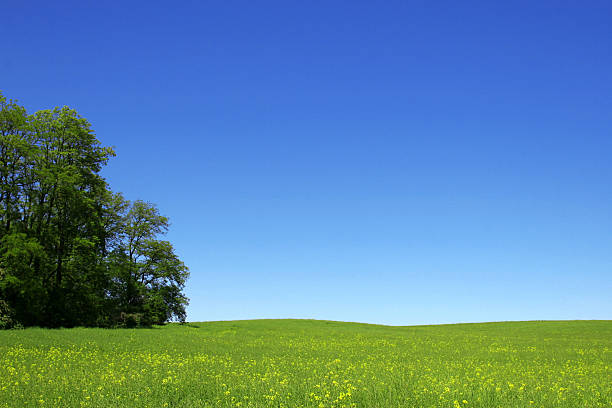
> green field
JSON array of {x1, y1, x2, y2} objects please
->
[{"x1": 0, "y1": 320, "x2": 610, "y2": 407}]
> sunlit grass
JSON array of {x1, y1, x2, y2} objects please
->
[{"x1": 1, "y1": 320, "x2": 610, "y2": 407}]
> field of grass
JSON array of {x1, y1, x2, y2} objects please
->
[{"x1": 0, "y1": 320, "x2": 610, "y2": 407}]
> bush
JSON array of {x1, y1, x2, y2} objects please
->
[
  {"x1": 119, "y1": 312, "x2": 145, "y2": 328},
  {"x1": 0, "y1": 299, "x2": 16, "y2": 329}
]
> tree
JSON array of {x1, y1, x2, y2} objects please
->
[
  {"x1": 109, "y1": 200, "x2": 189, "y2": 325},
  {"x1": 0, "y1": 91, "x2": 189, "y2": 327}
]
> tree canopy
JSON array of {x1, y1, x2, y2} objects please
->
[{"x1": 0, "y1": 92, "x2": 189, "y2": 328}]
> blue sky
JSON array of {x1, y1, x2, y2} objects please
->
[{"x1": 2, "y1": 1, "x2": 611, "y2": 325}]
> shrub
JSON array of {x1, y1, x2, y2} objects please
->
[{"x1": 0, "y1": 299, "x2": 16, "y2": 330}]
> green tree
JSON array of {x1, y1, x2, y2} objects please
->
[
  {"x1": 0, "y1": 91, "x2": 189, "y2": 327},
  {"x1": 110, "y1": 200, "x2": 189, "y2": 325}
]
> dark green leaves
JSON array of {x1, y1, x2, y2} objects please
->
[{"x1": 0, "y1": 91, "x2": 189, "y2": 327}]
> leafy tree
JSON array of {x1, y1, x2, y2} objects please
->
[
  {"x1": 0, "y1": 91, "x2": 189, "y2": 327},
  {"x1": 109, "y1": 200, "x2": 189, "y2": 325}
]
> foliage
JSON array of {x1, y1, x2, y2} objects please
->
[
  {"x1": 0, "y1": 320, "x2": 610, "y2": 407},
  {"x1": 0, "y1": 297, "x2": 15, "y2": 329},
  {"x1": 0, "y1": 91, "x2": 189, "y2": 327}
]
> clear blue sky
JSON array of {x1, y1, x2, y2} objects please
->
[{"x1": 2, "y1": 1, "x2": 611, "y2": 325}]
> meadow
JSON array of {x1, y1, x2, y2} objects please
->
[{"x1": 0, "y1": 320, "x2": 610, "y2": 407}]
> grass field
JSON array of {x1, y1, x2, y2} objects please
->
[{"x1": 0, "y1": 320, "x2": 610, "y2": 407}]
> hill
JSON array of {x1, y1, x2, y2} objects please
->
[{"x1": 1, "y1": 320, "x2": 610, "y2": 407}]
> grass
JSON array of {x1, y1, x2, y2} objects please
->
[{"x1": 0, "y1": 319, "x2": 610, "y2": 407}]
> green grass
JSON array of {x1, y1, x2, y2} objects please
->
[{"x1": 1, "y1": 320, "x2": 610, "y2": 407}]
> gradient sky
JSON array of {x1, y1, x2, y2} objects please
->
[{"x1": 2, "y1": 1, "x2": 611, "y2": 325}]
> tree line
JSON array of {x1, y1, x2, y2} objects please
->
[{"x1": 0, "y1": 92, "x2": 189, "y2": 328}]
